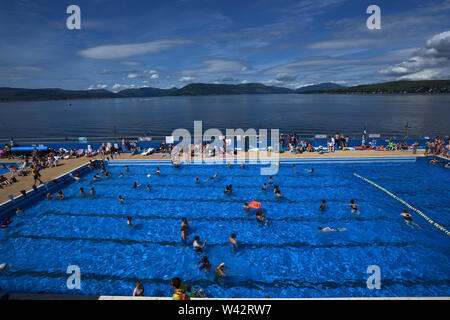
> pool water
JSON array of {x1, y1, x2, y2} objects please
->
[{"x1": 0, "y1": 160, "x2": 449, "y2": 298}]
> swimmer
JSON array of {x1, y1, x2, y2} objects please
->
[
  {"x1": 343, "y1": 199, "x2": 360, "y2": 215},
  {"x1": 269, "y1": 176, "x2": 274, "y2": 185},
  {"x1": 1, "y1": 217, "x2": 12, "y2": 228},
  {"x1": 126, "y1": 165, "x2": 129, "y2": 172},
  {"x1": 229, "y1": 233, "x2": 238, "y2": 248},
  {"x1": 256, "y1": 210, "x2": 268, "y2": 225},
  {"x1": 307, "y1": 168, "x2": 314, "y2": 173},
  {"x1": 56, "y1": 190, "x2": 64, "y2": 200},
  {"x1": 319, "y1": 200, "x2": 328, "y2": 211},
  {"x1": 205, "y1": 173, "x2": 218, "y2": 182},
  {"x1": 195, "y1": 178, "x2": 200, "y2": 183},
  {"x1": 429, "y1": 158, "x2": 439, "y2": 165},
  {"x1": 196, "y1": 256, "x2": 211, "y2": 273},
  {"x1": 127, "y1": 216, "x2": 132, "y2": 226},
  {"x1": 119, "y1": 173, "x2": 124, "y2": 178},
  {"x1": 400, "y1": 209, "x2": 421, "y2": 228},
  {"x1": 155, "y1": 167, "x2": 161, "y2": 175},
  {"x1": 118, "y1": 195, "x2": 124, "y2": 203},
  {"x1": 92, "y1": 173, "x2": 100, "y2": 182},
  {"x1": 79, "y1": 187, "x2": 85, "y2": 195},
  {"x1": 243, "y1": 202, "x2": 250, "y2": 212},
  {"x1": 262, "y1": 183, "x2": 267, "y2": 191},
  {"x1": 291, "y1": 164, "x2": 297, "y2": 172},
  {"x1": 15, "y1": 207, "x2": 22, "y2": 216},
  {"x1": 193, "y1": 236, "x2": 206, "y2": 253},
  {"x1": 146, "y1": 184, "x2": 151, "y2": 190},
  {"x1": 133, "y1": 181, "x2": 138, "y2": 188},
  {"x1": 90, "y1": 187, "x2": 95, "y2": 196},
  {"x1": 227, "y1": 162, "x2": 231, "y2": 168},
  {"x1": 224, "y1": 184, "x2": 232, "y2": 194},
  {"x1": 181, "y1": 217, "x2": 191, "y2": 231},
  {"x1": 444, "y1": 163, "x2": 450, "y2": 169},
  {"x1": 214, "y1": 262, "x2": 227, "y2": 285},
  {"x1": 241, "y1": 162, "x2": 245, "y2": 168},
  {"x1": 318, "y1": 226, "x2": 346, "y2": 232}
]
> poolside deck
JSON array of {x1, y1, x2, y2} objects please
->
[{"x1": 0, "y1": 150, "x2": 426, "y2": 205}]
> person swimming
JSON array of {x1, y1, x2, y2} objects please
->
[
  {"x1": 193, "y1": 236, "x2": 206, "y2": 253},
  {"x1": 57, "y1": 190, "x2": 64, "y2": 200},
  {"x1": 307, "y1": 168, "x2": 314, "y2": 173},
  {"x1": 196, "y1": 256, "x2": 211, "y2": 273},
  {"x1": 127, "y1": 216, "x2": 132, "y2": 226},
  {"x1": 119, "y1": 173, "x2": 124, "y2": 178},
  {"x1": 243, "y1": 202, "x2": 250, "y2": 213},
  {"x1": 224, "y1": 184, "x2": 232, "y2": 194},
  {"x1": 79, "y1": 187, "x2": 85, "y2": 195},
  {"x1": 126, "y1": 165, "x2": 129, "y2": 172},
  {"x1": 214, "y1": 262, "x2": 227, "y2": 285},
  {"x1": 146, "y1": 184, "x2": 151, "y2": 190},
  {"x1": 118, "y1": 195, "x2": 124, "y2": 203},
  {"x1": 344, "y1": 199, "x2": 360, "y2": 215},
  {"x1": 273, "y1": 186, "x2": 284, "y2": 197},
  {"x1": 133, "y1": 181, "x2": 138, "y2": 188},
  {"x1": 319, "y1": 200, "x2": 328, "y2": 211},
  {"x1": 269, "y1": 176, "x2": 274, "y2": 185},
  {"x1": 318, "y1": 226, "x2": 346, "y2": 232},
  {"x1": 262, "y1": 183, "x2": 267, "y2": 191},
  {"x1": 229, "y1": 233, "x2": 238, "y2": 248},
  {"x1": 195, "y1": 178, "x2": 200, "y2": 183},
  {"x1": 205, "y1": 173, "x2": 218, "y2": 182},
  {"x1": 92, "y1": 173, "x2": 100, "y2": 182},
  {"x1": 256, "y1": 210, "x2": 268, "y2": 225},
  {"x1": 155, "y1": 167, "x2": 161, "y2": 175},
  {"x1": 291, "y1": 164, "x2": 297, "y2": 172},
  {"x1": 181, "y1": 218, "x2": 191, "y2": 244},
  {"x1": 90, "y1": 187, "x2": 95, "y2": 196},
  {"x1": 400, "y1": 209, "x2": 421, "y2": 228},
  {"x1": 133, "y1": 280, "x2": 144, "y2": 297}
]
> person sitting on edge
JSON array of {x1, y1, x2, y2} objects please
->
[
  {"x1": 171, "y1": 277, "x2": 188, "y2": 300},
  {"x1": 133, "y1": 280, "x2": 144, "y2": 297}
]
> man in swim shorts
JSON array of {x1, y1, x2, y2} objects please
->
[{"x1": 193, "y1": 236, "x2": 206, "y2": 253}]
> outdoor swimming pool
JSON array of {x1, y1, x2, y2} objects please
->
[{"x1": 0, "y1": 158, "x2": 449, "y2": 298}]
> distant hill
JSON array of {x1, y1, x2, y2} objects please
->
[
  {"x1": 171, "y1": 83, "x2": 294, "y2": 95},
  {"x1": 0, "y1": 83, "x2": 293, "y2": 101},
  {"x1": 0, "y1": 87, "x2": 116, "y2": 101},
  {"x1": 295, "y1": 82, "x2": 347, "y2": 93},
  {"x1": 116, "y1": 87, "x2": 178, "y2": 97},
  {"x1": 297, "y1": 80, "x2": 450, "y2": 94}
]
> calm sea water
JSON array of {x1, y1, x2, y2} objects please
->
[{"x1": 0, "y1": 94, "x2": 449, "y2": 140}]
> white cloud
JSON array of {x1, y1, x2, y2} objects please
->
[
  {"x1": 179, "y1": 76, "x2": 196, "y2": 82},
  {"x1": 88, "y1": 84, "x2": 108, "y2": 90},
  {"x1": 78, "y1": 39, "x2": 191, "y2": 59},
  {"x1": 127, "y1": 73, "x2": 139, "y2": 79},
  {"x1": 111, "y1": 83, "x2": 137, "y2": 92},
  {"x1": 379, "y1": 30, "x2": 450, "y2": 80},
  {"x1": 183, "y1": 59, "x2": 247, "y2": 74},
  {"x1": 151, "y1": 73, "x2": 159, "y2": 79},
  {"x1": 241, "y1": 79, "x2": 249, "y2": 84}
]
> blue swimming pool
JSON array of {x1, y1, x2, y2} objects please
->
[{"x1": 0, "y1": 159, "x2": 449, "y2": 298}]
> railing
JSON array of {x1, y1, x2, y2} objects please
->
[{"x1": 0, "y1": 134, "x2": 442, "y2": 145}]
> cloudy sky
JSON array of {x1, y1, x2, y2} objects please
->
[{"x1": 0, "y1": 0, "x2": 449, "y2": 90}]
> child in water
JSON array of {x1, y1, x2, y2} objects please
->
[
  {"x1": 319, "y1": 200, "x2": 328, "y2": 211},
  {"x1": 196, "y1": 256, "x2": 211, "y2": 273},
  {"x1": 344, "y1": 199, "x2": 360, "y2": 215}
]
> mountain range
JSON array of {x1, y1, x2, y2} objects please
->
[{"x1": 0, "y1": 80, "x2": 448, "y2": 101}]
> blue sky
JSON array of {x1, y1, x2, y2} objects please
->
[{"x1": 0, "y1": 0, "x2": 449, "y2": 90}]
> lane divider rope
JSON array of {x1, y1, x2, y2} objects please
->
[{"x1": 353, "y1": 173, "x2": 450, "y2": 237}]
